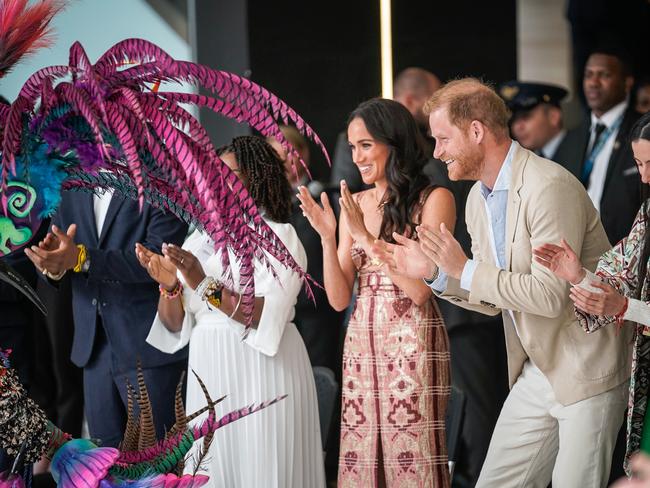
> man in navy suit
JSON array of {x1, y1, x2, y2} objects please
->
[
  {"x1": 560, "y1": 48, "x2": 642, "y2": 245},
  {"x1": 25, "y1": 189, "x2": 188, "y2": 447}
]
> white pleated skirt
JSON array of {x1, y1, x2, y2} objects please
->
[{"x1": 183, "y1": 317, "x2": 325, "y2": 488}]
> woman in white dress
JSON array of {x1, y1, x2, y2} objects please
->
[{"x1": 135, "y1": 136, "x2": 325, "y2": 488}]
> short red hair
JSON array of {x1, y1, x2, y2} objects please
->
[{"x1": 424, "y1": 78, "x2": 511, "y2": 141}]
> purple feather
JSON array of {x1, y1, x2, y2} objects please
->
[
  {"x1": 1, "y1": 36, "x2": 329, "y2": 326},
  {"x1": 0, "y1": 472, "x2": 25, "y2": 488},
  {"x1": 51, "y1": 439, "x2": 119, "y2": 488}
]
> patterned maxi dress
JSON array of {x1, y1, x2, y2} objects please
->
[{"x1": 338, "y1": 242, "x2": 451, "y2": 487}]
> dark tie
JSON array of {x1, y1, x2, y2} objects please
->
[{"x1": 580, "y1": 122, "x2": 607, "y2": 184}]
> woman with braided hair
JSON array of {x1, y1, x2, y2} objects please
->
[{"x1": 138, "y1": 136, "x2": 325, "y2": 488}]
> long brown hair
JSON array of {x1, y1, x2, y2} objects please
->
[{"x1": 347, "y1": 98, "x2": 433, "y2": 243}]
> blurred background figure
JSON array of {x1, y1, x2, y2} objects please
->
[
  {"x1": 500, "y1": 81, "x2": 572, "y2": 164},
  {"x1": 268, "y1": 126, "x2": 345, "y2": 484},
  {"x1": 267, "y1": 125, "x2": 345, "y2": 374},
  {"x1": 268, "y1": 124, "x2": 312, "y2": 189},
  {"x1": 635, "y1": 77, "x2": 650, "y2": 114},
  {"x1": 560, "y1": 47, "x2": 641, "y2": 246}
]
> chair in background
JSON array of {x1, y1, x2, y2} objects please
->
[
  {"x1": 446, "y1": 385, "x2": 467, "y2": 479},
  {"x1": 313, "y1": 366, "x2": 338, "y2": 450}
]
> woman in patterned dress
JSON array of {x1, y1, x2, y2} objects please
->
[
  {"x1": 298, "y1": 98, "x2": 456, "y2": 487},
  {"x1": 533, "y1": 112, "x2": 650, "y2": 476}
]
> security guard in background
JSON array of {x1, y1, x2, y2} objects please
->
[{"x1": 499, "y1": 81, "x2": 572, "y2": 164}]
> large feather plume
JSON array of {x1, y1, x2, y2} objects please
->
[
  {"x1": 0, "y1": 37, "x2": 329, "y2": 325},
  {"x1": 0, "y1": 0, "x2": 64, "y2": 78}
]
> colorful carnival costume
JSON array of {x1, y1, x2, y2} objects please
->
[
  {"x1": 0, "y1": 0, "x2": 327, "y2": 322},
  {"x1": 0, "y1": 1, "x2": 330, "y2": 486},
  {"x1": 339, "y1": 238, "x2": 451, "y2": 487},
  {"x1": 0, "y1": 347, "x2": 285, "y2": 488}
]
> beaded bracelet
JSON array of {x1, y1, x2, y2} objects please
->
[
  {"x1": 159, "y1": 281, "x2": 183, "y2": 299},
  {"x1": 206, "y1": 287, "x2": 223, "y2": 309}
]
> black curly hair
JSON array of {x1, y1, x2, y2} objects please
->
[
  {"x1": 217, "y1": 135, "x2": 293, "y2": 223},
  {"x1": 348, "y1": 98, "x2": 433, "y2": 242}
]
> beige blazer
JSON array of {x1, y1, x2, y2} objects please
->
[{"x1": 437, "y1": 144, "x2": 632, "y2": 405}]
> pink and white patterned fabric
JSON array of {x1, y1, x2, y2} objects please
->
[{"x1": 338, "y1": 243, "x2": 451, "y2": 487}]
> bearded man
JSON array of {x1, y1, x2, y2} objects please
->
[{"x1": 373, "y1": 78, "x2": 631, "y2": 487}]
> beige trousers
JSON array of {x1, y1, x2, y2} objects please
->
[{"x1": 476, "y1": 361, "x2": 628, "y2": 488}]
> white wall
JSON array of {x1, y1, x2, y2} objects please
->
[
  {"x1": 517, "y1": 0, "x2": 572, "y2": 90},
  {"x1": 1, "y1": 0, "x2": 192, "y2": 100},
  {"x1": 517, "y1": 0, "x2": 583, "y2": 126}
]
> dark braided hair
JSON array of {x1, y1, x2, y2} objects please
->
[
  {"x1": 631, "y1": 111, "x2": 650, "y2": 300},
  {"x1": 217, "y1": 135, "x2": 293, "y2": 223},
  {"x1": 348, "y1": 98, "x2": 433, "y2": 243}
]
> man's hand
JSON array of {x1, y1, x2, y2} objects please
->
[
  {"x1": 371, "y1": 232, "x2": 437, "y2": 280},
  {"x1": 25, "y1": 224, "x2": 80, "y2": 275},
  {"x1": 417, "y1": 222, "x2": 468, "y2": 280}
]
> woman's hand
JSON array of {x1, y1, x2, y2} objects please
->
[
  {"x1": 569, "y1": 281, "x2": 627, "y2": 316},
  {"x1": 296, "y1": 185, "x2": 337, "y2": 241},
  {"x1": 532, "y1": 238, "x2": 585, "y2": 284},
  {"x1": 339, "y1": 180, "x2": 372, "y2": 246},
  {"x1": 135, "y1": 243, "x2": 177, "y2": 289},
  {"x1": 372, "y1": 232, "x2": 437, "y2": 280},
  {"x1": 161, "y1": 243, "x2": 206, "y2": 290}
]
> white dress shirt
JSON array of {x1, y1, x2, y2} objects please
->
[
  {"x1": 93, "y1": 188, "x2": 114, "y2": 236},
  {"x1": 586, "y1": 100, "x2": 627, "y2": 211},
  {"x1": 541, "y1": 129, "x2": 566, "y2": 160}
]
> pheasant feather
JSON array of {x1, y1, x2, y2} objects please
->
[{"x1": 0, "y1": 36, "x2": 327, "y2": 325}]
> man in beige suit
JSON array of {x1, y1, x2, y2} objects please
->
[{"x1": 374, "y1": 78, "x2": 631, "y2": 487}]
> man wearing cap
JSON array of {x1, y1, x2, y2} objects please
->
[{"x1": 499, "y1": 81, "x2": 572, "y2": 164}]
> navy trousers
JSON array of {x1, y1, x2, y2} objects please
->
[{"x1": 83, "y1": 318, "x2": 187, "y2": 448}]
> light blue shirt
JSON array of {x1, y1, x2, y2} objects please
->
[{"x1": 429, "y1": 141, "x2": 517, "y2": 293}]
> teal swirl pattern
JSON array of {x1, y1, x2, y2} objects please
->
[{"x1": 0, "y1": 181, "x2": 38, "y2": 255}]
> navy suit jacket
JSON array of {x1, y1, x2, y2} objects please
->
[{"x1": 51, "y1": 191, "x2": 188, "y2": 370}]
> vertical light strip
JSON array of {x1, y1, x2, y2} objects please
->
[{"x1": 380, "y1": 0, "x2": 393, "y2": 99}]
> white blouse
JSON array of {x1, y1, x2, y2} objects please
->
[{"x1": 146, "y1": 220, "x2": 308, "y2": 357}]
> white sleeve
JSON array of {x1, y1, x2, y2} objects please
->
[
  {"x1": 624, "y1": 298, "x2": 650, "y2": 327},
  {"x1": 575, "y1": 268, "x2": 650, "y2": 328},
  {"x1": 573, "y1": 268, "x2": 605, "y2": 293},
  {"x1": 146, "y1": 229, "x2": 211, "y2": 353},
  {"x1": 243, "y1": 225, "x2": 307, "y2": 357},
  {"x1": 146, "y1": 295, "x2": 195, "y2": 353}
]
